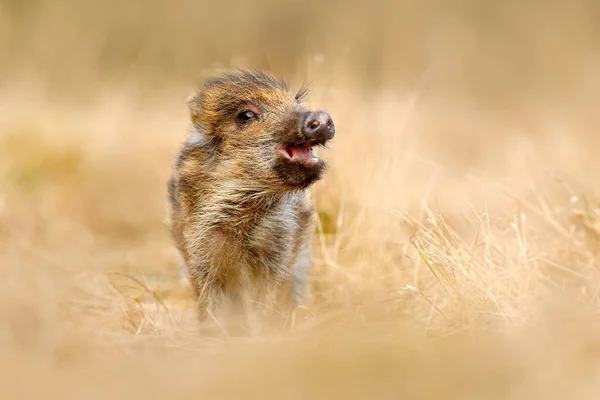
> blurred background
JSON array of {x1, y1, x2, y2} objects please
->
[
  {"x1": 2, "y1": 1, "x2": 600, "y2": 398},
  {"x1": 3, "y1": 0, "x2": 600, "y2": 101}
]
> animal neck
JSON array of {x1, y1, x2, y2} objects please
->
[{"x1": 201, "y1": 178, "x2": 293, "y2": 237}]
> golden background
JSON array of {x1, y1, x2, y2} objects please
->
[{"x1": 2, "y1": 1, "x2": 600, "y2": 398}]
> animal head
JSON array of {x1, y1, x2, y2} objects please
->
[{"x1": 187, "y1": 70, "x2": 335, "y2": 191}]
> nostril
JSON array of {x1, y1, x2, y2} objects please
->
[
  {"x1": 302, "y1": 110, "x2": 334, "y2": 140},
  {"x1": 307, "y1": 120, "x2": 320, "y2": 130}
]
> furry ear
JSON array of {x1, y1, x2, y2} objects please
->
[
  {"x1": 186, "y1": 90, "x2": 223, "y2": 136},
  {"x1": 186, "y1": 91, "x2": 220, "y2": 149},
  {"x1": 186, "y1": 91, "x2": 203, "y2": 129}
]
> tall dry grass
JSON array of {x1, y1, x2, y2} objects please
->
[{"x1": 2, "y1": 0, "x2": 600, "y2": 398}]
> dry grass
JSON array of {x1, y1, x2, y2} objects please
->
[{"x1": 3, "y1": 0, "x2": 600, "y2": 398}]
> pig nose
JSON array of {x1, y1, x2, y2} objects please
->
[{"x1": 302, "y1": 110, "x2": 335, "y2": 143}]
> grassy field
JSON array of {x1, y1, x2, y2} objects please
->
[{"x1": 3, "y1": 0, "x2": 600, "y2": 398}]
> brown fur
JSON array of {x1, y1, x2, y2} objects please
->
[{"x1": 166, "y1": 70, "x2": 333, "y2": 323}]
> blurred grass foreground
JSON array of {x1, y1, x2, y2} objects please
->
[{"x1": 3, "y1": 0, "x2": 600, "y2": 398}]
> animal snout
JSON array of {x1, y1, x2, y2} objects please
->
[{"x1": 302, "y1": 110, "x2": 335, "y2": 143}]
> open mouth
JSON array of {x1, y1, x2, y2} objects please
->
[{"x1": 279, "y1": 140, "x2": 322, "y2": 164}]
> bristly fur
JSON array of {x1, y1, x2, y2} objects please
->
[
  {"x1": 167, "y1": 70, "x2": 332, "y2": 323},
  {"x1": 295, "y1": 85, "x2": 310, "y2": 103}
]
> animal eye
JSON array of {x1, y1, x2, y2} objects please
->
[{"x1": 237, "y1": 110, "x2": 257, "y2": 122}]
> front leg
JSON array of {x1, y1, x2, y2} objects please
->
[
  {"x1": 186, "y1": 259, "x2": 225, "y2": 327},
  {"x1": 289, "y1": 239, "x2": 314, "y2": 328},
  {"x1": 291, "y1": 239, "x2": 311, "y2": 308}
]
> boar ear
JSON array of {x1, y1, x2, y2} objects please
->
[
  {"x1": 187, "y1": 90, "x2": 222, "y2": 136},
  {"x1": 186, "y1": 91, "x2": 203, "y2": 129},
  {"x1": 186, "y1": 91, "x2": 221, "y2": 149}
]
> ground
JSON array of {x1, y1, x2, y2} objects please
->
[
  {"x1": 2, "y1": 0, "x2": 600, "y2": 397},
  {"x1": 2, "y1": 81, "x2": 600, "y2": 398}
]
